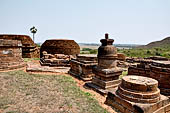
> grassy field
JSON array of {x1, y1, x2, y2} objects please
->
[{"x1": 0, "y1": 70, "x2": 109, "y2": 113}]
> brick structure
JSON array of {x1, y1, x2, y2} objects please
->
[
  {"x1": 86, "y1": 34, "x2": 123, "y2": 94},
  {"x1": 0, "y1": 39, "x2": 25, "y2": 70},
  {"x1": 150, "y1": 61, "x2": 170, "y2": 96},
  {"x1": 40, "y1": 39, "x2": 80, "y2": 58},
  {"x1": 69, "y1": 54, "x2": 97, "y2": 81},
  {"x1": 40, "y1": 39, "x2": 80, "y2": 67},
  {"x1": 128, "y1": 59, "x2": 170, "y2": 96},
  {"x1": 40, "y1": 51, "x2": 71, "y2": 67},
  {"x1": 0, "y1": 34, "x2": 39, "y2": 58},
  {"x1": 105, "y1": 75, "x2": 169, "y2": 113}
]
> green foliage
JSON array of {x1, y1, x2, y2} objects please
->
[
  {"x1": 119, "y1": 71, "x2": 128, "y2": 79},
  {"x1": 82, "y1": 48, "x2": 92, "y2": 51},
  {"x1": 118, "y1": 46, "x2": 170, "y2": 58},
  {"x1": 36, "y1": 43, "x2": 41, "y2": 47},
  {"x1": 81, "y1": 48, "x2": 98, "y2": 54},
  {"x1": 89, "y1": 49, "x2": 98, "y2": 54}
]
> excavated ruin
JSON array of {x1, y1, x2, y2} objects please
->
[
  {"x1": 0, "y1": 39, "x2": 25, "y2": 70},
  {"x1": 69, "y1": 54, "x2": 97, "y2": 81},
  {"x1": 0, "y1": 34, "x2": 39, "y2": 58},
  {"x1": 105, "y1": 75, "x2": 170, "y2": 113},
  {"x1": 40, "y1": 39, "x2": 80, "y2": 66}
]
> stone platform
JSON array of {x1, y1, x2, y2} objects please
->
[
  {"x1": 26, "y1": 61, "x2": 70, "y2": 73},
  {"x1": 105, "y1": 75, "x2": 170, "y2": 113},
  {"x1": 85, "y1": 79, "x2": 121, "y2": 95},
  {"x1": 69, "y1": 54, "x2": 97, "y2": 81}
]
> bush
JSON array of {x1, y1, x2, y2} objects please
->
[
  {"x1": 89, "y1": 49, "x2": 98, "y2": 54},
  {"x1": 82, "y1": 48, "x2": 92, "y2": 51}
]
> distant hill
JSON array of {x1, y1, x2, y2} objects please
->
[{"x1": 137, "y1": 37, "x2": 170, "y2": 49}]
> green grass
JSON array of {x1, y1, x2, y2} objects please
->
[
  {"x1": 119, "y1": 71, "x2": 128, "y2": 79},
  {"x1": 0, "y1": 70, "x2": 109, "y2": 113},
  {"x1": 23, "y1": 58, "x2": 40, "y2": 62}
]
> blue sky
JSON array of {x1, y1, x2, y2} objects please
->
[{"x1": 0, "y1": 0, "x2": 170, "y2": 44}]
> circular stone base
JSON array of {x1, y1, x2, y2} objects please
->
[{"x1": 117, "y1": 75, "x2": 160, "y2": 103}]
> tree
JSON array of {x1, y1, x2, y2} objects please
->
[{"x1": 30, "y1": 26, "x2": 37, "y2": 42}]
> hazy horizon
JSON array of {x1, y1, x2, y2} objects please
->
[{"x1": 0, "y1": 0, "x2": 170, "y2": 45}]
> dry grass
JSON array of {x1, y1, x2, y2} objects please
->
[{"x1": 0, "y1": 70, "x2": 109, "y2": 113}]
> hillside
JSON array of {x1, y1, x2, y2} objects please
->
[{"x1": 138, "y1": 37, "x2": 170, "y2": 48}]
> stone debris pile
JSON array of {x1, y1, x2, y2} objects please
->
[
  {"x1": 39, "y1": 39, "x2": 80, "y2": 67},
  {"x1": 40, "y1": 51, "x2": 72, "y2": 67}
]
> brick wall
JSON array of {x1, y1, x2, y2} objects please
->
[
  {"x1": 0, "y1": 39, "x2": 25, "y2": 70},
  {"x1": 0, "y1": 34, "x2": 39, "y2": 58}
]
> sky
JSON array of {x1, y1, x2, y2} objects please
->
[{"x1": 0, "y1": 0, "x2": 170, "y2": 44}]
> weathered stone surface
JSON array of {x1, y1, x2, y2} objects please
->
[
  {"x1": 128, "y1": 59, "x2": 170, "y2": 96},
  {"x1": 105, "y1": 76, "x2": 169, "y2": 113},
  {"x1": 69, "y1": 54, "x2": 97, "y2": 81},
  {"x1": 40, "y1": 39, "x2": 80, "y2": 58},
  {"x1": 0, "y1": 34, "x2": 39, "y2": 58},
  {"x1": 86, "y1": 34, "x2": 123, "y2": 94},
  {"x1": 26, "y1": 61, "x2": 70, "y2": 73},
  {"x1": 0, "y1": 39, "x2": 25, "y2": 70},
  {"x1": 40, "y1": 52, "x2": 72, "y2": 67}
]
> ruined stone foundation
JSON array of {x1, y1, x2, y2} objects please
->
[
  {"x1": 0, "y1": 34, "x2": 39, "y2": 58},
  {"x1": 69, "y1": 54, "x2": 97, "y2": 81},
  {"x1": 105, "y1": 76, "x2": 170, "y2": 113},
  {"x1": 0, "y1": 39, "x2": 25, "y2": 70},
  {"x1": 40, "y1": 51, "x2": 71, "y2": 67},
  {"x1": 128, "y1": 60, "x2": 170, "y2": 96}
]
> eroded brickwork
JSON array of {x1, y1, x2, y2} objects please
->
[
  {"x1": 69, "y1": 54, "x2": 97, "y2": 81},
  {"x1": 40, "y1": 51, "x2": 72, "y2": 67},
  {"x1": 0, "y1": 34, "x2": 39, "y2": 58},
  {"x1": 40, "y1": 39, "x2": 80, "y2": 58},
  {"x1": 0, "y1": 39, "x2": 25, "y2": 70},
  {"x1": 105, "y1": 76, "x2": 169, "y2": 113},
  {"x1": 128, "y1": 59, "x2": 170, "y2": 96}
]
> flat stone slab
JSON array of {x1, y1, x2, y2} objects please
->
[
  {"x1": 85, "y1": 82, "x2": 118, "y2": 96},
  {"x1": 26, "y1": 61, "x2": 70, "y2": 73},
  {"x1": 69, "y1": 71, "x2": 92, "y2": 81}
]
